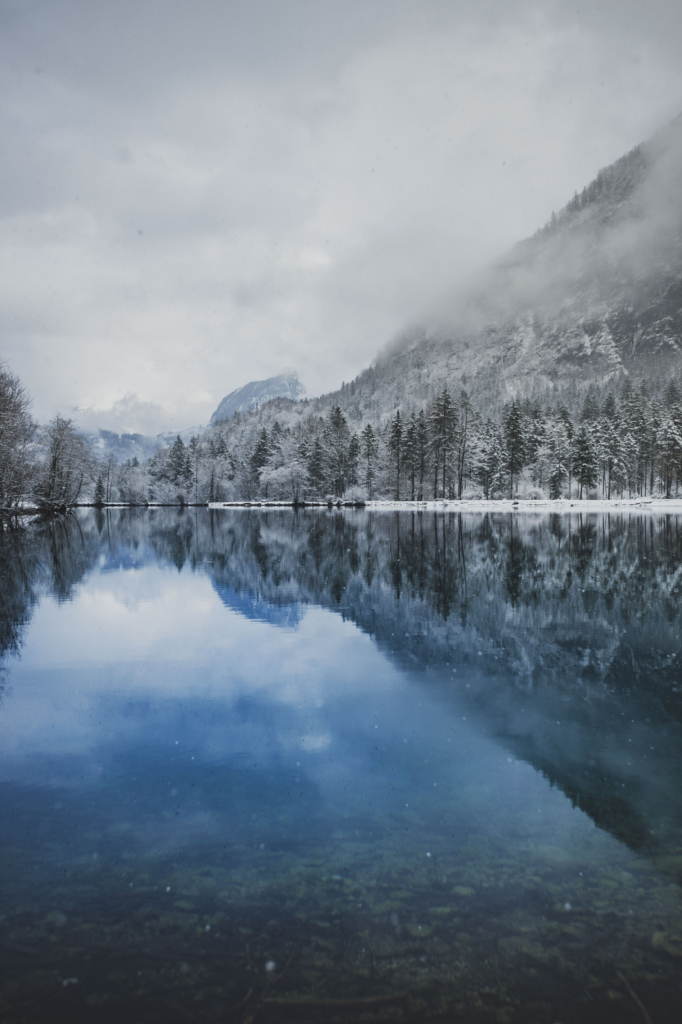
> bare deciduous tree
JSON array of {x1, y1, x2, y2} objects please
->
[
  {"x1": 0, "y1": 367, "x2": 37, "y2": 509},
  {"x1": 35, "y1": 415, "x2": 94, "y2": 509}
]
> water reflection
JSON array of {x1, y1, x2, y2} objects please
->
[{"x1": 1, "y1": 508, "x2": 682, "y2": 1023}]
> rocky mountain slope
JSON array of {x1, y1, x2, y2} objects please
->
[
  {"x1": 304, "y1": 114, "x2": 682, "y2": 426},
  {"x1": 209, "y1": 371, "x2": 306, "y2": 425}
]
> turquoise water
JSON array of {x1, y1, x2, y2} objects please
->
[{"x1": 1, "y1": 508, "x2": 682, "y2": 1022}]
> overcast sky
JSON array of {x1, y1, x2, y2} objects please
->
[{"x1": 2, "y1": 0, "x2": 682, "y2": 433}]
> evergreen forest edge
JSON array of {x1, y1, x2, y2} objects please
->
[{"x1": 4, "y1": 362, "x2": 682, "y2": 512}]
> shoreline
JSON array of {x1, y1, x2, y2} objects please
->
[
  {"x1": 6, "y1": 497, "x2": 682, "y2": 517},
  {"x1": 208, "y1": 497, "x2": 682, "y2": 513}
]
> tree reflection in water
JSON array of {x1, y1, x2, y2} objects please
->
[{"x1": 2, "y1": 507, "x2": 682, "y2": 1022}]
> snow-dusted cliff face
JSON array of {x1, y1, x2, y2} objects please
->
[{"x1": 210, "y1": 371, "x2": 306, "y2": 425}]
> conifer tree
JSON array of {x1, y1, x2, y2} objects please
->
[
  {"x1": 454, "y1": 390, "x2": 472, "y2": 498},
  {"x1": 572, "y1": 424, "x2": 598, "y2": 498},
  {"x1": 402, "y1": 413, "x2": 419, "y2": 500},
  {"x1": 360, "y1": 423, "x2": 379, "y2": 499},
  {"x1": 347, "y1": 434, "x2": 360, "y2": 488},
  {"x1": 167, "y1": 435, "x2": 190, "y2": 485},
  {"x1": 308, "y1": 438, "x2": 325, "y2": 495},
  {"x1": 188, "y1": 436, "x2": 201, "y2": 502},
  {"x1": 663, "y1": 380, "x2": 681, "y2": 409},
  {"x1": 472, "y1": 418, "x2": 503, "y2": 498},
  {"x1": 94, "y1": 476, "x2": 105, "y2": 505},
  {"x1": 429, "y1": 389, "x2": 456, "y2": 498},
  {"x1": 388, "y1": 410, "x2": 403, "y2": 499},
  {"x1": 659, "y1": 409, "x2": 682, "y2": 497},
  {"x1": 250, "y1": 429, "x2": 270, "y2": 472},
  {"x1": 580, "y1": 390, "x2": 600, "y2": 422},
  {"x1": 601, "y1": 393, "x2": 617, "y2": 420},
  {"x1": 416, "y1": 409, "x2": 429, "y2": 500},
  {"x1": 323, "y1": 406, "x2": 351, "y2": 495},
  {"x1": 503, "y1": 401, "x2": 525, "y2": 497}
]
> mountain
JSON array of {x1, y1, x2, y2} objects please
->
[
  {"x1": 86, "y1": 426, "x2": 202, "y2": 462},
  {"x1": 363, "y1": 113, "x2": 682, "y2": 414},
  {"x1": 283, "y1": 114, "x2": 682, "y2": 427},
  {"x1": 209, "y1": 371, "x2": 306, "y2": 426}
]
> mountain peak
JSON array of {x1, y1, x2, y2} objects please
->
[{"x1": 210, "y1": 371, "x2": 306, "y2": 426}]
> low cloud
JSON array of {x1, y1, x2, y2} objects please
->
[
  {"x1": 74, "y1": 393, "x2": 168, "y2": 436},
  {"x1": 1, "y1": 1, "x2": 681, "y2": 429}
]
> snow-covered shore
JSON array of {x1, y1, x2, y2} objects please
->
[{"x1": 209, "y1": 497, "x2": 682, "y2": 513}]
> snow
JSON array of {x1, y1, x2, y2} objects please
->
[{"x1": 209, "y1": 498, "x2": 682, "y2": 513}]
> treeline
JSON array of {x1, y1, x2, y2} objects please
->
[
  {"x1": 133, "y1": 376, "x2": 682, "y2": 503},
  {"x1": 4, "y1": 360, "x2": 682, "y2": 509}
]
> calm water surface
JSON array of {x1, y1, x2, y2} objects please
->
[{"x1": 1, "y1": 508, "x2": 682, "y2": 1023}]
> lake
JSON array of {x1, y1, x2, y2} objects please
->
[{"x1": 1, "y1": 507, "x2": 682, "y2": 1023}]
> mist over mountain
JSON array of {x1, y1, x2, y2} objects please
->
[
  {"x1": 381, "y1": 115, "x2": 681, "y2": 406},
  {"x1": 193, "y1": 114, "x2": 682, "y2": 441},
  {"x1": 209, "y1": 371, "x2": 306, "y2": 426},
  {"x1": 81, "y1": 372, "x2": 307, "y2": 462},
  {"x1": 24, "y1": 115, "x2": 682, "y2": 506},
  {"x1": 84, "y1": 426, "x2": 202, "y2": 464},
  {"x1": 316, "y1": 113, "x2": 682, "y2": 424}
]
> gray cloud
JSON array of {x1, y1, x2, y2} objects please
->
[{"x1": 1, "y1": 1, "x2": 681, "y2": 432}]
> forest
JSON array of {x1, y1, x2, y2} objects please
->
[
  {"x1": 99, "y1": 374, "x2": 682, "y2": 505},
  {"x1": 3, "y1": 361, "x2": 682, "y2": 509}
]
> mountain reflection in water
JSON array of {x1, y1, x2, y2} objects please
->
[{"x1": 0, "y1": 507, "x2": 681, "y2": 1024}]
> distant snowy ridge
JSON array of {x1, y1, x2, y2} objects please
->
[
  {"x1": 209, "y1": 371, "x2": 306, "y2": 425},
  {"x1": 86, "y1": 425, "x2": 203, "y2": 461}
]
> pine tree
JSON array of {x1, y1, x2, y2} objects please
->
[
  {"x1": 416, "y1": 409, "x2": 428, "y2": 500},
  {"x1": 322, "y1": 406, "x2": 351, "y2": 495},
  {"x1": 572, "y1": 424, "x2": 598, "y2": 498},
  {"x1": 188, "y1": 436, "x2": 201, "y2": 502},
  {"x1": 580, "y1": 390, "x2": 600, "y2": 422},
  {"x1": 472, "y1": 418, "x2": 504, "y2": 499},
  {"x1": 454, "y1": 390, "x2": 472, "y2": 498},
  {"x1": 402, "y1": 413, "x2": 418, "y2": 500},
  {"x1": 250, "y1": 429, "x2": 270, "y2": 472},
  {"x1": 503, "y1": 401, "x2": 525, "y2": 497},
  {"x1": 347, "y1": 434, "x2": 360, "y2": 488},
  {"x1": 548, "y1": 421, "x2": 571, "y2": 499},
  {"x1": 429, "y1": 389, "x2": 456, "y2": 498},
  {"x1": 388, "y1": 410, "x2": 403, "y2": 499},
  {"x1": 663, "y1": 380, "x2": 681, "y2": 409},
  {"x1": 658, "y1": 408, "x2": 682, "y2": 497},
  {"x1": 167, "y1": 435, "x2": 190, "y2": 485},
  {"x1": 94, "y1": 476, "x2": 105, "y2": 505},
  {"x1": 308, "y1": 438, "x2": 325, "y2": 495},
  {"x1": 601, "y1": 393, "x2": 617, "y2": 420},
  {"x1": 360, "y1": 423, "x2": 379, "y2": 499}
]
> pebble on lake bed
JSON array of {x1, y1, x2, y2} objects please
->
[{"x1": 265, "y1": 960, "x2": 277, "y2": 973}]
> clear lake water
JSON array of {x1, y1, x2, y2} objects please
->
[{"x1": 1, "y1": 507, "x2": 682, "y2": 1023}]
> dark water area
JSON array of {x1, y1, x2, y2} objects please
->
[{"x1": 1, "y1": 508, "x2": 682, "y2": 1024}]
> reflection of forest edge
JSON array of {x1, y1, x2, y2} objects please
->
[{"x1": 2, "y1": 507, "x2": 682, "y2": 862}]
